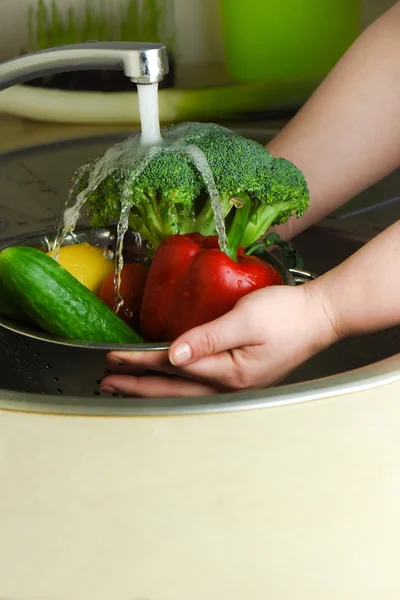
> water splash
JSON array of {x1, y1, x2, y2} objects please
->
[
  {"x1": 55, "y1": 111, "x2": 234, "y2": 312},
  {"x1": 113, "y1": 189, "x2": 132, "y2": 313},
  {"x1": 111, "y1": 147, "x2": 162, "y2": 310},
  {"x1": 162, "y1": 122, "x2": 233, "y2": 251},
  {"x1": 52, "y1": 137, "x2": 163, "y2": 253},
  {"x1": 168, "y1": 143, "x2": 228, "y2": 254},
  {"x1": 50, "y1": 163, "x2": 89, "y2": 256}
]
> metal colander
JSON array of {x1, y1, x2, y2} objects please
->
[{"x1": 0, "y1": 226, "x2": 316, "y2": 397}]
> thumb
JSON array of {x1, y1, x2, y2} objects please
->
[{"x1": 169, "y1": 307, "x2": 256, "y2": 367}]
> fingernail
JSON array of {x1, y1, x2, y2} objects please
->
[
  {"x1": 170, "y1": 343, "x2": 192, "y2": 366},
  {"x1": 101, "y1": 386, "x2": 118, "y2": 395}
]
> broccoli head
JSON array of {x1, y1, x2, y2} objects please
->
[{"x1": 80, "y1": 123, "x2": 309, "y2": 251}]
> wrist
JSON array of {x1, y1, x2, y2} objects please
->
[{"x1": 301, "y1": 277, "x2": 342, "y2": 353}]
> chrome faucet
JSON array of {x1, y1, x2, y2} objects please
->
[{"x1": 0, "y1": 41, "x2": 169, "y2": 91}]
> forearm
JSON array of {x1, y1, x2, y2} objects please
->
[
  {"x1": 266, "y1": 2, "x2": 400, "y2": 239},
  {"x1": 308, "y1": 220, "x2": 400, "y2": 342}
]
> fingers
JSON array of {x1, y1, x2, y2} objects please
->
[
  {"x1": 168, "y1": 304, "x2": 262, "y2": 367},
  {"x1": 178, "y1": 347, "x2": 262, "y2": 390},
  {"x1": 100, "y1": 285, "x2": 312, "y2": 397},
  {"x1": 106, "y1": 350, "x2": 172, "y2": 374},
  {"x1": 100, "y1": 374, "x2": 218, "y2": 398},
  {"x1": 106, "y1": 333, "x2": 263, "y2": 391},
  {"x1": 106, "y1": 348, "x2": 237, "y2": 391}
]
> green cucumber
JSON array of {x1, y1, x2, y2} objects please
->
[
  {"x1": 0, "y1": 274, "x2": 21, "y2": 319},
  {"x1": 0, "y1": 246, "x2": 145, "y2": 344},
  {"x1": 0, "y1": 274, "x2": 34, "y2": 326}
]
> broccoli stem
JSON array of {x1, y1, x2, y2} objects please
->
[
  {"x1": 226, "y1": 193, "x2": 251, "y2": 260},
  {"x1": 192, "y1": 195, "x2": 233, "y2": 237},
  {"x1": 128, "y1": 214, "x2": 161, "y2": 248},
  {"x1": 128, "y1": 191, "x2": 169, "y2": 246},
  {"x1": 146, "y1": 191, "x2": 165, "y2": 235},
  {"x1": 191, "y1": 201, "x2": 217, "y2": 236},
  {"x1": 240, "y1": 201, "x2": 295, "y2": 249}
]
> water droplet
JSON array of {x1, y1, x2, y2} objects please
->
[{"x1": 103, "y1": 248, "x2": 114, "y2": 260}]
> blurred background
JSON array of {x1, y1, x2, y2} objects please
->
[
  {"x1": 0, "y1": 0, "x2": 396, "y2": 138},
  {"x1": 0, "y1": 0, "x2": 396, "y2": 65}
]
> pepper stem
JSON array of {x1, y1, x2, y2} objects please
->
[
  {"x1": 226, "y1": 192, "x2": 252, "y2": 260},
  {"x1": 246, "y1": 232, "x2": 304, "y2": 270}
]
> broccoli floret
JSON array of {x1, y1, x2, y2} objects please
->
[
  {"x1": 80, "y1": 123, "x2": 309, "y2": 251},
  {"x1": 82, "y1": 165, "x2": 121, "y2": 228},
  {"x1": 125, "y1": 151, "x2": 203, "y2": 247},
  {"x1": 239, "y1": 156, "x2": 310, "y2": 248},
  {"x1": 84, "y1": 150, "x2": 202, "y2": 247}
]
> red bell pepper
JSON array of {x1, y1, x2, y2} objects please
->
[
  {"x1": 139, "y1": 228, "x2": 282, "y2": 342},
  {"x1": 99, "y1": 262, "x2": 149, "y2": 328}
]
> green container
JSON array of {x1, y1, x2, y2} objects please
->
[{"x1": 220, "y1": 0, "x2": 361, "y2": 82}]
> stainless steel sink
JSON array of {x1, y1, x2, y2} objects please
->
[{"x1": 0, "y1": 129, "x2": 398, "y2": 410}]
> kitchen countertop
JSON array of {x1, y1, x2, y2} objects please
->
[
  {"x1": 0, "y1": 113, "x2": 290, "y2": 153},
  {"x1": 0, "y1": 114, "x2": 136, "y2": 153}
]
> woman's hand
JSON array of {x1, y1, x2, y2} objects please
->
[
  {"x1": 100, "y1": 1, "x2": 400, "y2": 399},
  {"x1": 100, "y1": 283, "x2": 338, "y2": 398},
  {"x1": 101, "y1": 214, "x2": 400, "y2": 399}
]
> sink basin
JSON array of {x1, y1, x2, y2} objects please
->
[{"x1": 0, "y1": 129, "x2": 398, "y2": 410}]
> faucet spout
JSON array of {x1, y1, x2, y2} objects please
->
[{"x1": 0, "y1": 41, "x2": 169, "y2": 92}]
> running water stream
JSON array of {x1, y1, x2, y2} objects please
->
[
  {"x1": 138, "y1": 82, "x2": 162, "y2": 144},
  {"x1": 53, "y1": 83, "x2": 228, "y2": 313}
]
